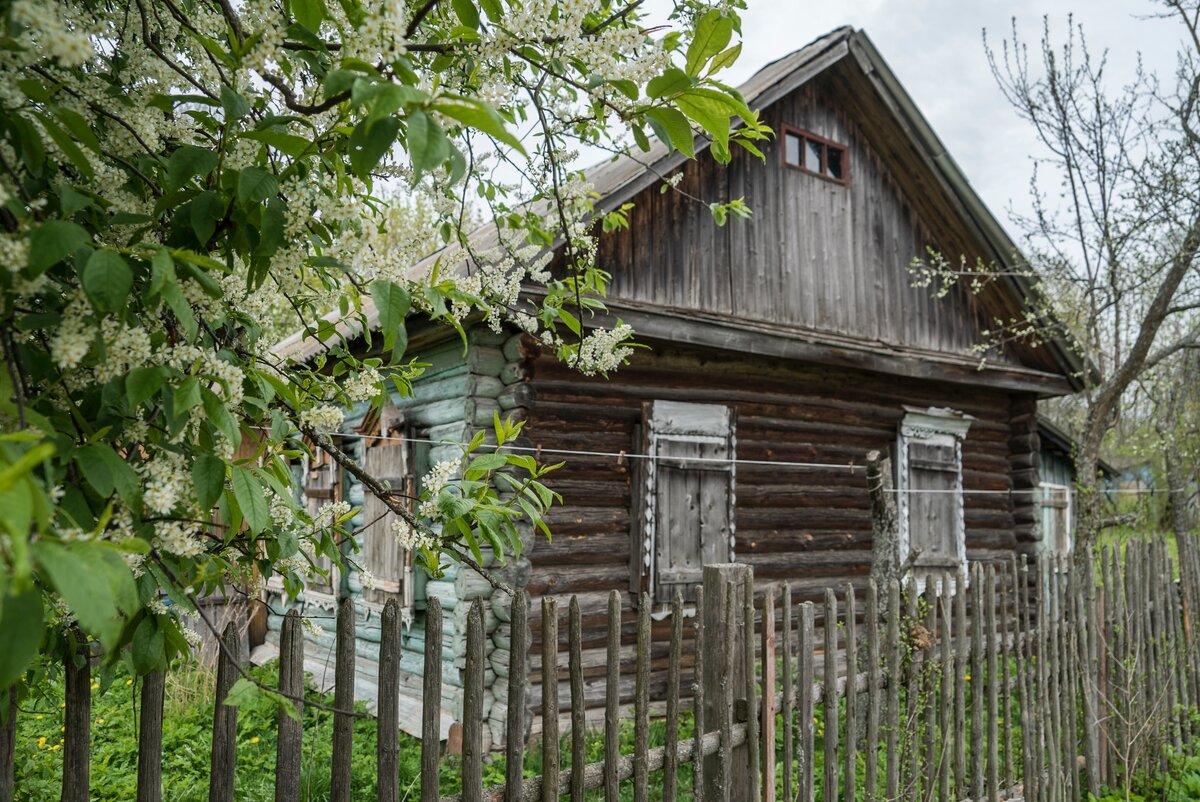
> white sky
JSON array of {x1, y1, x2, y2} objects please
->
[{"x1": 638, "y1": 0, "x2": 1184, "y2": 235}]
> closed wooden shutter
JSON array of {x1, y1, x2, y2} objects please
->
[
  {"x1": 302, "y1": 450, "x2": 338, "y2": 594},
  {"x1": 358, "y1": 443, "x2": 414, "y2": 608},
  {"x1": 646, "y1": 401, "x2": 735, "y2": 604},
  {"x1": 1041, "y1": 484, "x2": 1071, "y2": 556},
  {"x1": 907, "y1": 442, "x2": 959, "y2": 569}
]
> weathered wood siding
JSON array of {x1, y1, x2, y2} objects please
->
[
  {"x1": 595, "y1": 67, "x2": 1029, "y2": 368},
  {"x1": 522, "y1": 340, "x2": 1034, "y2": 721}
]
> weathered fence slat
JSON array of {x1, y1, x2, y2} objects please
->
[
  {"x1": 421, "y1": 597, "x2": 443, "y2": 802},
  {"x1": 209, "y1": 623, "x2": 240, "y2": 802},
  {"x1": 0, "y1": 688, "x2": 15, "y2": 802},
  {"x1": 883, "y1": 582, "x2": 900, "y2": 802},
  {"x1": 541, "y1": 597, "x2": 560, "y2": 802},
  {"x1": 954, "y1": 570, "x2": 968, "y2": 801},
  {"x1": 277, "y1": 610, "x2": 304, "y2": 802},
  {"x1": 604, "y1": 590, "x2": 621, "y2": 802},
  {"x1": 136, "y1": 671, "x2": 165, "y2": 802},
  {"x1": 664, "y1": 591, "x2": 683, "y2": 802},
  {"x1": 722, "y1": 580, "x2": 735, "y2": 802},
  {"x1": 904, "y1": 579, "x2": 920, "y2": 801},
  {"x1": 693, "y1": 586, "x2": 706, "y2": 802},
  {"x1": 938, "y1": 589, "x2": 953, "y2": 802},
  {"x1": 505, "y1": 590, "x2": 528, "y2": 802},
  {"x1": 462, "y1": 601, "x2": 485, "y2": 802},
  {"x1": 761, "y1": 585, "x2": 776, "y2": 802},
  {"x1": 864, "y1": 580, "x2": 880, "y2": 802},
  {"x1": 569, "y1": 596, "x2": 586, "y2": 802},
  {"x1": 999, "y1": 561, "x2": 1014, "y2": 790},
  {"x1": 986, "y1": 565, "x2": 1000, "y2": 802},
  {"x1": 377, "y1": 602, "x2": 399, "y2": 802},
  {"x1": 796, "y1": 600, "x2": 815, "y2": 802},
  {"x1": 781, "y1": 584, "x2": 795, "y2": 802},
  {"x1": 633, "y1": 594, "x2": 650, "y2": 802},
  {"x1": 970, "y1": 563, "x2": 985, "y2": 802},
  {"x1": 331, "y1": 597, "x2": 356, "y2": 802},
  {"x1": 745, "y1": 572, "x2": 760, "y2": 802},
  {"x1": 822, "y1": 588, "x2": 838, "y2": 802},
  {"x1": 922, "y1": 577, "x2": 937, "y2": 801},
  {"x1": 842, "y1": 584, "x2": 856, "y2": 802}
]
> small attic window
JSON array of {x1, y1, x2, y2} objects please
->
[{"x1": 782, "y1": 126, "x2": 848, "y2": 184}]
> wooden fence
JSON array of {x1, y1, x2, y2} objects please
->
[{"x1": 16, "y1": 534, "x2": 1200, "y2": 802}]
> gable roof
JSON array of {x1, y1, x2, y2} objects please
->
[{"x1": 277, "y1": 27, "x2": 1085, "y2": 391}]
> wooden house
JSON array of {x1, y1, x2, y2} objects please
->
[{"x1": 262, "y1": 27, "x2": 1086, "y2": 744}]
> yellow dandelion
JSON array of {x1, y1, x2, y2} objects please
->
[
  {"x1": 51, "y1": 744, "x2": 60, "y2": 752},
  {"x1": 126, "y1": 679, "x2": 134, "y2": 686},
  {"x1": 96, "y1": 718, "x2": 104, "y2": 725},
  {"x1": 59, "y1": 703, "x2": 65, "y2": 709},
  {"x1": 964, "y1": 674, "x2": 971, "y2": 681},
  {"x1": 37, "y1": 736, "x2": 46, "y2": 749},
  {"x1": 249, "y1": 736, "x2": 260, "y2": 744},
  {"x1": 35, "y1": 715, "x2": 43, "y2": 721}
]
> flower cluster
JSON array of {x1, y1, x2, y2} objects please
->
[{"x1": 392, "y1": 518, "x2": 437, "y2": 552}]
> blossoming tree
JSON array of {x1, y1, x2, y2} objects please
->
[{"x1": 0, "y1": 0, "x2": 768, "y2": 694}]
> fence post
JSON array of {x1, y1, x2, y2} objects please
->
[
  {"x1": 209, "y1": 622, "x2": 240, "y2": 802},
  {"x1": 702, "y1": 563, "x2": 752, "y2": 802},
  {"x1": 136, "y1": 671, "x2": 165, "y2": 802},
  {"x1": 331, "y1": 597, "x2": 355, "y2": 802},
  {"x1": 276, "y1": 610, "x2": 303, "y2": 802},
  {"x1": 62, "y1": 629, "x2": 91, "y2": 802}
]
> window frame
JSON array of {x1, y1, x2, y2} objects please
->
[
  {"x1": 780, "y1": 124, "x2": 850, "y2": 185},
  {"x1": 1039, "y1": 482, "x2": 1073, "y2": 558},
  {"x1": 636, "y1": 400, "x2": 737, "y2": 605},
  {"x1": 895, "y1": 407, "x2": 973, "y2": 582}
]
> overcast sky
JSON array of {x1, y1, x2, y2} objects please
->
[{"x1": 641, "y1": 0, "x2": 1184, "y2": 236}]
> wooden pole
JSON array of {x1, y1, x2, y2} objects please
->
[
  {"x1": 136, "y1": 671, "x2": 165, "y2": 802},
  {"x1": 377, "y1": 602, "x2": 400, "y2": 802},
  {"x1": 0, "y1": 688, "x2": 14, "y2": 802},
  {"x1": 541, "y1": 597, "x2": 560, "y2": 802},
  {"x1": 569, "y1": 597, "x2": 586, "y2": 802},
  {"x1": 208, "y1": 623, "x2": 240, "y2": 802},
  {"x1": 276, "y1": 610, "x2": 303, "y2": 802},
  {"x1": 782, "y1": 584, "x2": 795, "y2": 802},
  {"x1": 864, "y1": 580, "x2": 880, "y2": 802},
  {"x1": 634, "y1": 594, "x2": 650, "y2": 802},
  {"x1": 664, "y1": 592, "x2": 683, "y2": 802},
  {"x1": 702, "y1": 564, "x2": 752, "y2": 802},
  {"x1": 462, "y1": 601, "x2": 485, "y2": 802},
  {"x1": 762, "y1": 586, "x2": 776, "y2": 802},
  {"x1": 798, "y1": 602, "x2": 816, "y2": 802},
  {"x1": 330, "y1": 597, "x2": 355, "y2": 802},
  {"x1": 822, "y1": 589, "x2": 838, "y2": 802},
  {"x1": 843, "y1": 585, "x2": 857, "y2": 802},
  {"x1": 422, "y1": 597, "x2": 443, "y2": 802},
  {"x1": 604, "y1": 591, "x2": 621, "y2": 802},
  {"x1": 505, "y1": 590, "x2": 528, "y2": 802}
]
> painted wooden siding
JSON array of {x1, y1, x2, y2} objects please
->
[
  {"x1": 594, "y1": 73, "x2": 1017, "y2": 366},
  {"x1": 521, "y1": 339, "x2": 1032, "y2": 722}
]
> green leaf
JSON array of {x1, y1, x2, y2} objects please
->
[
  {"x1": 236, "y1": 167, "x2": 279, "y2": 206},
  {"x1": 478, "y1": 0, "x2": 502, "y2": 22},
  {"x1": 0, "y1": 586, "x2": 42, "y2": 688},
  {"x1": 452, "y1": 0, "x2": 480, "y2": 28},
  {"x1": 34, "y1": 541, "x2": 136, "y2": 651},
  {"x1": 239, "y1": 129, "x2": 314, "y2": 158},
  {"x1": 165, "y1": 145, "x2": 219, "y2": 192},
  {"x1": 646, "y1": 67, "x2": 692, "y2": 99},
  {"x1": 190, "y1": 191, "x2": 224, "y2": 246},
  {"x1": 202, "y1": 388, "x2": 240, "y2": 447},
  {"x1": 706, "y1": 42, "x2": 742, "y2": 75},
  {"x1": 434, "y1": 96, "x2": 526, "y2": 154},
  {"x1": 644, "y1": 107, "x2": 695, "y2": 158},
  {"x1": 75, "y1": 444, "x2": 140, "y2": 502},
  {"x1": 369, "y1": 279, "x2": 410, "y2": 352},
  {"x1": 192, "y1": 454, "x2": 227, "y2": 510},
  {"x1": 348, "y1": 117, "x2": 400, "y2": 179},
  {"x1": 35, "y1": 112, "x2": 93, "y2": 179},
  {"x1": 685, "y1": 11, "x2": 734, "y2": 76},
  {"x1": 127, "y1": 366, "x2": 168, "y2": 407},
  {"x1": 220, "y1": 85, "x2": 251, "y2": 121},
  {"x1": 82, "y1": 250, "x2": 133, "y2": 313},
  {"x1": 222, "y1": 677, "x2": 260, "y2": 709},
  {"x1": 131, "y1": 615, "x2": 165, "y2": 674},
  {"x1": 292, "y1": 0, "x2": 327, "y2": 29},
  {"x1": 231, "y1": 467, "x2": 270, "y2": 534},
  {"x1": 27, "y1": 220, "x2": 89, "y2": 276},
  {"x1": 467, "y1": 453, "x2": 507, "y2": 474},
  {"x1": 675, "y1": 92, "x2": 730, "y2": 150},
  {"x1": 405, "y1": 110, "x2": 450, "y2": 177},
  {"x1": 0, "y1": 444, "x2": 54, "y2": 494}
]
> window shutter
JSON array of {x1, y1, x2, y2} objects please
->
[
  {"x1": 302, "y1": 451, "x2": 338, "y2": 594},
  {"x1": 1041, "y1": 485, "x2": 1071, "y2": 557},
  {"x1": 907, "y1": 442, "x2": 959, "y2": 568},
  {"x1": 359, "y1": 443, "x2": 414, "y2": 609},
  {"x1": 644, "y1": 401, "x2": 735, "y2": 604}
]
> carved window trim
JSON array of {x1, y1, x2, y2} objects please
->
[{"x1": 896, "y1": 406, "x2": 973, "y2": 584}]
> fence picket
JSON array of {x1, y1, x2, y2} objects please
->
[
  {"x1": 634, "y1": 593, "x2": 650, "y2": 802},
  {"x1": 884, "y1": 582, "x2": 900, "y2": 802},
  {"x1": 954, "y1": 570, "x2": 968, "y2": 801},
  {"x1": 569, "y1": 596, "x2": 586, "y2": 802},
  {"x1": 782, "y1": 584, "x2": 795, "y2": 802},
  {"x1": 462, "y1": 600, "x2": 485, "y2": 802},
  {"x1": 938, "y1": 589, "x2": 953, "y2": 802},
  {"x1": 0, "y1": 689, "x2": 14, "y2": 802},
  {"x1": 798, "y1": 601, "x2": 816, "y2": 802},
  {"x1": 986, "y1": 565, "x2": 1000, "y2": 802},
  {"x1": 664, "y1": 591, "x2": 683, "y2": 802},
  {"x1": 208, "y1": 622, "x2": 240, "y2": 802},
  {"x1": 745, "y1": 572, "x2": 760, "y2": 802},
  {"x1": 605, "y1": 590, "x2": 621, "y2": 802},
  {"x1": 136, "y1": 671, "x2": 165, "y2": 802},
  {"x1": 842, "y1": 584, "x2": 856, "y2": 802},
  {"x1": 970, "y1": 563, "x2": 984, "y2": 802},
  {"x1": 822, "y1": 588, "x2": 838, "y2": 802},
  {"x1": 693, "y1": 586, "x2": 706, "y2": 802},
  {"x1": 332, "y1": 597, "x2": 356, "y2": 802},
  {"x1": 761, "y1": 585, "x2": 776, "y2": 802},
  {"x1": 864, "y1": 580, "x2": 880, "y2": 802},
  {"x1": 505, "y1": 590, "x2": 528, "y2": 802},
  {"x1": 541, "y1": 597, "x2": 560, "y2": 802},
  {"x1": 277, "y1": 610, "x2": 304, "y2": 802},
  {"x1": 922, "y1": 577, "x2": 937, "y2": 801}
]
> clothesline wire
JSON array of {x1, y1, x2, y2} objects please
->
[{"x1": 289, "y1": 428, "x2": 1162, "y2": 496}]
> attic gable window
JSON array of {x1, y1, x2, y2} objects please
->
[{"x1": 782, "y1": 126, "x2": 848, "y2": 184}]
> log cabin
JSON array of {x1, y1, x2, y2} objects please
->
[{"x1": 261, "y1": 26, "x2": 1088, "y2": 745}]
